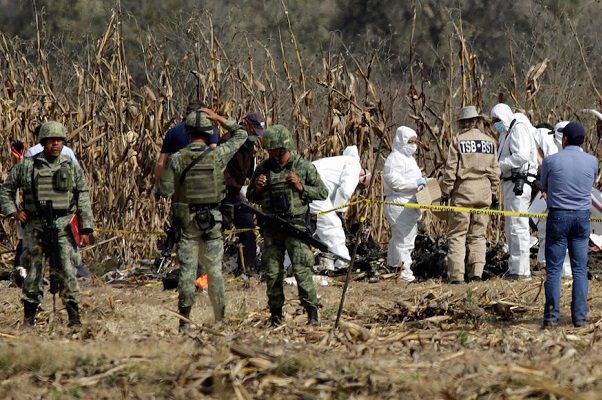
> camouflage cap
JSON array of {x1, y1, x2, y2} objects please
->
[
  {"x1": 262, "y1": 124, "x2": 292, "y2": 150},
  {"x1": 185, "y1": 111, "x2": 213, "y2": 131},
  {"x1": 38, "y1": 121, "x2": 67, "y2": 143}
]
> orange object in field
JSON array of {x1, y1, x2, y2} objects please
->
[{"x1": 195, "y1": 274, "x2": 208, "y2": 289}]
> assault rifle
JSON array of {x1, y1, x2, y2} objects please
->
[
  {"x1": 240, "y1": 203, "x2": 350, "y2": 262},
  {"x1": 154, "y1": 222, "x2": 177, "y2": 274},
  {"x1": 38, "y1": 200, "x2": 60, "y2": 313}
]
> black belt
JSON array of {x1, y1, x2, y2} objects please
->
[
  {"x1": 189, "y1": 203, "x2": 219, "y2": 212},
  {"x1": 27, "y1": 210, "x2": 72, "y2": 219}
]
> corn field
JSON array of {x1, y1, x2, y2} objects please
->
[{"x1": 1, "y1": 4, "x2": 601, "y2": 264}]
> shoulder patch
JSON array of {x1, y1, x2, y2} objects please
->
[{"x1": 459, "y1": 140, "x2": 495, "y2": 154}]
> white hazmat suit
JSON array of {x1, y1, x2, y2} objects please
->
[
  {"x1": 529, "y1": 120, "x2": 571, "y2": 276},
  {"x1": 383, "y1": 126, "x2": 424, "y2": 281},
  {"x1": 310, "y1": 146, "x2": 362, "y2": 269},
  {"x1": 491, "y1": 104, "x2": 538, "y2": 278}
]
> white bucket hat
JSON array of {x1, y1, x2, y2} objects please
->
[{"x1": 457, "y1": 106, "x2": 481, "y2": 121}]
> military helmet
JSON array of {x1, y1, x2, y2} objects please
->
[
  {"x1": 185, "y1": 111, "x2": 213, "y2": 134},
  {"x1": 262, "y1": 125, "x2": 292, "y2": 150},
  {"x1": 38, "y1": 121, "x2": 67, "y2": 143}
]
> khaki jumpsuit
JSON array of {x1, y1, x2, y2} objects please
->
[{"x1": 441, "y1": 128, "x2": 500, "y2": 281}]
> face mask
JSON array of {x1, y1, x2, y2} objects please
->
[
  {"x1": 266, "y1": 158, "x2": 283, "y2": 173},
  {"x1": 401, "y1": 143, "x2": 417, "y2": 155},
  {"x1": 494, "y1": 121, "x2": 507, "y2": 134}
]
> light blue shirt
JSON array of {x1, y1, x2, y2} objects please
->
[{"x1": 541, "y1": 146, "x2": 598, "y2": 210}]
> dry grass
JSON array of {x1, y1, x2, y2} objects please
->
[
  {"x1": 1, "y1": 5, "x2": 600, "y2": 264},
  {"x1": 1, "y1": 278, "x2": 602, "y2": 398}
]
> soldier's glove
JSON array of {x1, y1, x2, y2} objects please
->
[
  {"x1": 440, "y1": 193, "x2": 450, "y2": 206},
  {"x1": 491, "y1": 194, "x2": 499, "y2": 210}
]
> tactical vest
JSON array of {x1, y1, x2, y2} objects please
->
[
  {"x1": 24, "y1": 155, "x2": 74, "y2": 212},
  {"x1": 261, "y1": 155, "x2": 307, "y2": 216},
  {"x1": 174, "y1": 146, "x2": 225, "y2": 205}
]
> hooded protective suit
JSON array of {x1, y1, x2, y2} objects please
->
[
  {"x1": 310, "y1": 146, "x2": 362, "y2": 269},
  {"x1": 491, "y1": 104, "x2": 537, "y2": 278},
  {"x1": 529, "y1": 120, "x2": 572, "y2": 276},
  {"x1": 383, "y1": 126, "x2": 424, "y2": 281},
  {"x1": 553, "y1": 121, "x2": 569, "y2": 146}
]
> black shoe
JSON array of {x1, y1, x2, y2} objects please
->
[
  {"x1": 306, "y1": 306, "x2": 319, "y2": 326},
  {"x1": 469, "y1": 276, "x2": 482, "y2": 282},
  {"x1": 573, "y1": 321, "x2": 587, "y2": 328},
  {"x1": 215, "y1": 305, "x2": 225, "y2": 323},
  {"x1": 270, "y1": 307, "x2": 283, "y2": 326},
  {"x1": 23, "y1": 301, "x2": 38, "y2": 327},
  {"x1": 542, "y1": 321, "x2": 558, "y2": 329},
  {"x1": 450, "y1": 280, "x2": 464, "y2": 285},
  {"x1": 65, "y1": 302, "x2": 81, "y2": 327},
  {"x1": 178, "y1": 306, "x2": 192, "y2": 333}
]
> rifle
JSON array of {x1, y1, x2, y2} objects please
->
[
  {"x1": 154, "y1": 222, "x2": 177, "y2": 274},
  {"x1": 38, "y1": 200, "x2": 60, "y2": 314},
  {"x1": 240, "y1": 203, "x2": 350, "y2": 262}
]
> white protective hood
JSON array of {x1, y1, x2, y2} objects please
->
[
  {"x1": 554, "y1": 121, "x2": 570, "y2": 144},
  {"x1": 392, "y1": 126, "x2": 417, "y2": 151},
  {"x1": 491, "y1": 103, "x2": 515, "y2": 130},
  {"x1": 342, "y1": 145, "x2": 360, "y2": 158}
]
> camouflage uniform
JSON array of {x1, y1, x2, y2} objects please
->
[
  {"x1": 442, "y1": 111, "x2": 500, "y2": 282},
  {"x1": 247, "y1": 125, "x2": 328, "y2": 323},
  {"x1": 158, "y1": 113, "x2": 247, "y2": 323},
  {"x1": 0, "y1": 122, "x2": 94, "y2": 325}
]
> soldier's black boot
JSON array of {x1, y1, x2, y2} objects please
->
[
  {"x1": 65, "y1": 302, "x2": 81, "y2": 327},
  {"x1": 178, "y1": 306, "x2": 192, "y2": 333},
  {"x1": 215, "y1": 305, "x2": 225, "y2": 323},
  {"x1": 306, "y1": 306, "x2": 319, "y2": 326},
  {"x1": 23, "y1": 301, "x2": 38, "y2": 327},
  {"x1": 270, "y1": 307, "x2": 283, "y2": 326}
]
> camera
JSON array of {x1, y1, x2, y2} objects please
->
[{"x1": 512, "y1": 172, "x2": 527, "y2": 196}]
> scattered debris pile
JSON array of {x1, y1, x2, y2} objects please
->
[
  {"x1": 375, "y1": 290, "x2": 530, "y2": 325},
  {"x1": 411, "y1": 234, "x2": 509, "y2": 280}
]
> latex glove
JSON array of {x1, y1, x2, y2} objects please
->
[
  {"x1": 440, "y1": 193, "x2": 450, "y2": 206},
  {"x1": 416, "y1": 177, "x2": 427, "y2": 189},
  {"x1": 491, "y1": 194, "x2": 499, "y2": 210}
]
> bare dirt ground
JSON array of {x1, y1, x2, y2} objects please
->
[{"x1": 1, "y1": 276, "x2": 601, "y2": 399}]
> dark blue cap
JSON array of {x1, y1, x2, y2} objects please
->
[{"x1": 559, "y1": 122, "x2": 586, "y2": 141}]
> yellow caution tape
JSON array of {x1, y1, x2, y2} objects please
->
[
  {"x1": 225, "y1": 228, "x2": 259, "y2": 235},
  {"x1": 63, "y1": 197, "x2": 602, "y2": 237},
  {"x1": 95, "y1": 227, "x2": 259, "y2": 237},
  {"x1": 95, "y1": 228, "x2": 166, "y2": 236},
  {"x1": 315, "y1": 198, "x2": 370, "y2": 217},
  {"x1": 379, "y1": 199, "x2": 602, "y2": 223}
]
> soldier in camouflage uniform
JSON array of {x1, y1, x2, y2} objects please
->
[
  {"x1": 0, "y1": 121, "x2": 94, "y2": 327},
  {"x1": 247, "y1": 125, "x2": 328, "y2": 326},
  {"x1": 158, "y1": 108, "x2": 247, "y2": 331}
]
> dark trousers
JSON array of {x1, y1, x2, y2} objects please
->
[
  {"x1": 234, "y1": 203, "x2": 257, "y2": 272},
  {"x1": 544, "y1": 209, "x2": 590, "y2": 326},
  {"x1": 225, "y1": 192, "x2": 258, "y2": 274},
  {"x1": 14, "y1": 240, "x2": 23, "y2": 268}
]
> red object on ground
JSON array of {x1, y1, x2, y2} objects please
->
[{"x1": 195, "y1": 274, "x2": 208, "y2": 289}]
